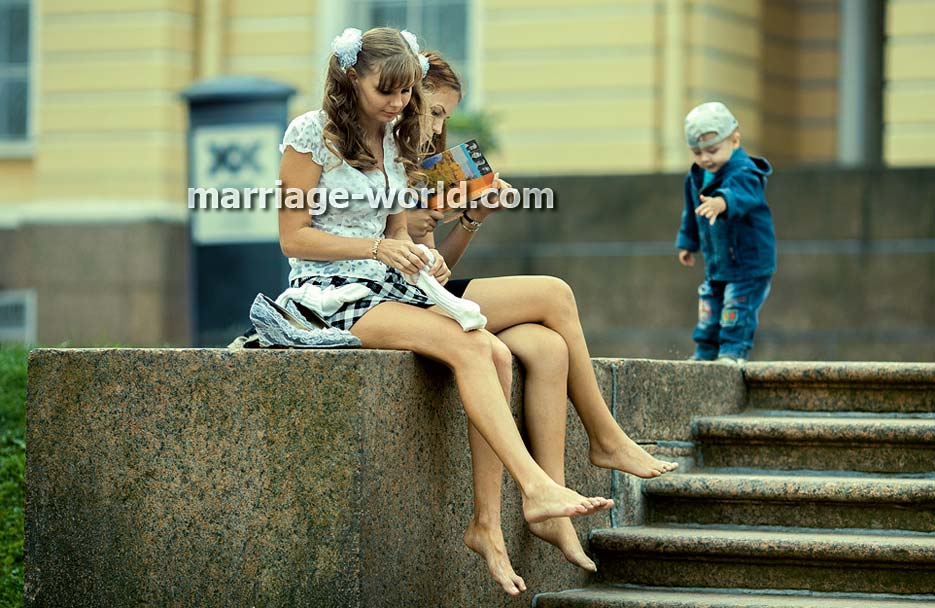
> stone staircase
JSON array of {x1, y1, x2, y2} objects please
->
[{"x1": 535, "y1": 363, "x2": 935, "y2": 607}]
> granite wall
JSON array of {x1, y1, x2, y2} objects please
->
[{"x1": 25, "y1": 349, "x2": 744, "y2": 608}]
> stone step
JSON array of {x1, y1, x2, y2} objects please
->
[
  {"x1": 694, "y1": 414, "x2": 935, "y2": 473},
  {"x1": 743, "y1": 363, "x2": 935, "y2": 413},
  {"x1": 588, "y1": 526, "x2": 935, "y2": 595},
  {"x1": 642, "y1": 472, "x2": 935, "y2": 532},
  {"x1": 534, "y1": 586, "x2": 935, "y2": 607}
]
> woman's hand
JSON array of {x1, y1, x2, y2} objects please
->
[
  {"x1": 493, "y1": 174, "x2": 512, "y2": 192},
  {"x1": 407, "y1": 208, "x2": 445, "y2": 238},
  {"x1": 427, "y1": 248, "x2": 450, "y2": 285},
  {"x1": 376, "y1": 238, "x2": 433, "y2": 276},
  {"x1": 473, "y1": 173, "x2": 512, "y2": 221}
]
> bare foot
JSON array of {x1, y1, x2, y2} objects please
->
[
  {"x1": 589, "y1": 433, "x2": 679, "y2": 478},
  {"x1": 463, "y1": 520, "x2": 527, "y2": 596},
  {"x1": 528, "y1": 518, "x2": 597, "y2": 572},
  {"x1": 522, "y1": 480, "x2": 613, "y2": 524}
]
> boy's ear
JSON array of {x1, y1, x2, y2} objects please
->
[{"x1": 732, "y1": 130, "x2": 742, "y2": 146}]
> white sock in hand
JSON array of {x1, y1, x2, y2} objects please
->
[{"x1": 405, "y1": 245, "x2": 487, "y2": 331}]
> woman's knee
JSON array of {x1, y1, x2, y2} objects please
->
[
  {"x1": 534, "y1": 328, "x2": 570, "y2": 376},
  {"x1": 489, "y1": 334, "x2": 514, "y2": 377},
  {"x1": 510, "y1": 326, "x2": 569, "y2": 377},
  {"x1": 445, "y1": 329, "x2": 495, "y2": 368},
  {"x1": 541, "y1": 277, "x2": 578, "y2": 324}
]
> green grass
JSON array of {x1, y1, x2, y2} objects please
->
[{"x1": 0, "y1": 344, "x2": 28, "y2": 607}]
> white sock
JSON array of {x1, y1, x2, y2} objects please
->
[{"x1": 405, "y1": 245, "x2": 487, "y2": 331}]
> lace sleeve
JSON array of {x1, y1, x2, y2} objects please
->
[{"x1": 279, "y1": 110, "x2": 335, "y2": 167}]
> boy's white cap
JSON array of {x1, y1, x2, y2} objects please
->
[{"x1": 684, "y1": 102, "x2": 738, "y2": 149}]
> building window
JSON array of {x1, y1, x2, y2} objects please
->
[
  {"x1": 0, "y1": 0, "x2": 30, "y2": 141},
  {"x1": 351, "y1": 0, "x2": 471, "y2": 101}
]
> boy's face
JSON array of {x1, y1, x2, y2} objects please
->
[{"x1": 691, "y1": 130, "x2": 740, "y2": 174}]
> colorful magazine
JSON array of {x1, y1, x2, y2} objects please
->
[{"x1": 420, "y1": 139, "x2": 496, "y2": 222}]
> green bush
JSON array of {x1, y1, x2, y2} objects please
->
[
  {"x1": 446, "y1": 110, "x2": 499, "y2": 155},
  {"x1": 0, "y1": 344, "x2": 28, "y2": 608}
]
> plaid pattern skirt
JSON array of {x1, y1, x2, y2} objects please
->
[{"x1": 292, "y1": 268, "x2": 432, "y2": 330}]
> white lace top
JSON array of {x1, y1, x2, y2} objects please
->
[{"x1": 280, "y1": 109, "x2": 408, "y2": 283}]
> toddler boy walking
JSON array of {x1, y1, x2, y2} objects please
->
[{"x1": 675, "y1": 102, "x2": 776, "y2": 362}]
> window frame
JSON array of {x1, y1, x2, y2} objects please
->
[
  {"x1": 345, "y1": 0, "x2": 479, "y2": 110},
  {"x1": 0, "y1": 0, "x2": 36, "y2": 158}
]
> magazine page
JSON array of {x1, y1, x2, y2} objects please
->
[{"x1": 421, "y1": 139, "x2": 496, "y2": 221}]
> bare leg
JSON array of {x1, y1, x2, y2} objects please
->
[
  {"x1": 498, "y1": 323, "x2": 596, "y2": 571},
  {"x1": 462, "y1": 334, "x2": 525, "y2": 595},
  {"x1": 463, "y1": 277, "x2": 679, "y2": 478},
  {"x1": 349, "y1": 302, "x2": 613, "y2": 523}
]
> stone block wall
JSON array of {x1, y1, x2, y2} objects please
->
[{"x1": 25, "y1": 349, "x2": 744, "y2": 608}]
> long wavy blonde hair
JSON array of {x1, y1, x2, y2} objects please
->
[{"x1": 322, "y1": 27, "x2": 425, "y2": 184}]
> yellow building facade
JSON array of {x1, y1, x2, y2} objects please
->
[
  {"x1": 0, "y1": 0, "x2": 932, "y2": 345},
  {"x1": 1, "y1": 0, "x2": 932, "y2": 212},
  {"x1": 885, "y1": 0, "x2": 935, "y2": 166}
]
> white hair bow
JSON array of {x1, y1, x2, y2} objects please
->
[
  {"x1": 401, "y1": 29, "x2": 430, "y2": 78},
  {"x1": 331, "y1": 27, "x2": 362, "y2": 72}
]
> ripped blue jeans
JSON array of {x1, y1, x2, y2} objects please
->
[{"x1": 692, "y1": 275, "x2": 772, "y2": 360}]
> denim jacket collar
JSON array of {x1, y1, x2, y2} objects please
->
[{"x1": 689, "y1": 148, "x2": 772, "y2": 195}]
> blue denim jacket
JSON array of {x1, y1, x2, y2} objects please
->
[{"x1": 675, "y1": 148, "x2": 776, "y2": 281}]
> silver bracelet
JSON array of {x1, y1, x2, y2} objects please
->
[
  {"x1": 461, "y1": 211, "x2": 482, "y2": 231},
  {"x1": 459, "y1": 214, "x2": 481, "y2": 233}
]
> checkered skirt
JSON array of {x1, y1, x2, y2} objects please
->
[{"x1": 291, "y1": 267, "x2": 432, "y2": 330}]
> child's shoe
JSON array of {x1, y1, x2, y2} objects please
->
[{"x1": 688, "y1": 349, "x2": 717, "y2": 361}]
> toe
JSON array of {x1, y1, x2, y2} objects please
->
[{"x1": 495, "y1": 567, "x2": 519, "y2": 595}]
